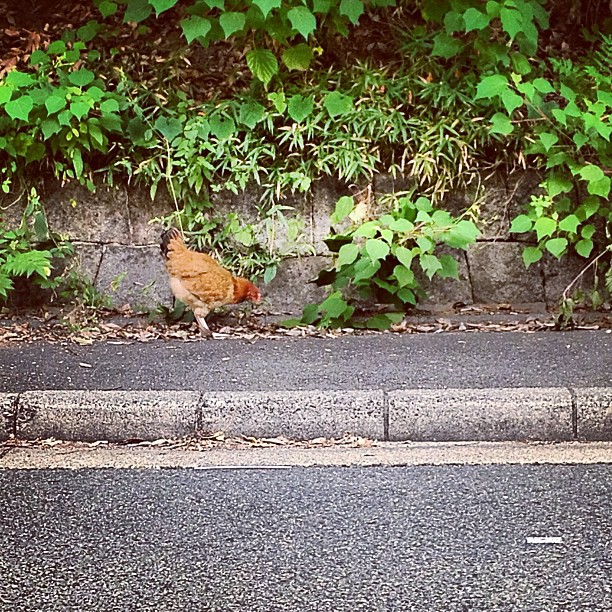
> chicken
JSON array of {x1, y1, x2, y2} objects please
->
[{"x1": 160, "y1": 227, "x2": 260, "y2": 335}]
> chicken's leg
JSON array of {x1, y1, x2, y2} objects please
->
[{"x1": 195, "y1": 313, "x2": 213, "y2": 337}]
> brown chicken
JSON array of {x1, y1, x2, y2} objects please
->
[{"x1": 161, "y1": 228, "x2": 261, "y2": 335}]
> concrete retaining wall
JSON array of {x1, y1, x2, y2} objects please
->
[{"x1": 0, "y1": 171, "x2": 596, "y2": 313}]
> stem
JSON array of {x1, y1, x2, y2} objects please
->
[{"x1": 562, "y1": 245, "x2": 612, "y2": 301}]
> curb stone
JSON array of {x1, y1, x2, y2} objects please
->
[
  {"x1": 1, "y1": 387, "x2": 612, "y2": 443},
  {"x1": 1, "y1": 393, "x2": 17, "y2": 441},
  {"x1": 388, "y1": 388, "x2": 574, "y2": 442},
  {"x1": 15, "y1": 390, "x2": 201, "y2": 442},
  {"x1": 574, "y1": 388, "x2": 612, "y2": 440},
  {"x1": 200, "y1": 390, "x2": 385, "y2": 440}
]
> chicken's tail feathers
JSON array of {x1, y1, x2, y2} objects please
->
[{"x1": 160, "y1": 227, "x2": 186, "y2": 258}]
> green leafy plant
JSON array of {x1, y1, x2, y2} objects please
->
[
  {"x1": 0, "y1": 188, "x2": 73, "y2": 302},
  {"x1": 288, "y1": 193, "x2": 480, "y2": 329}
]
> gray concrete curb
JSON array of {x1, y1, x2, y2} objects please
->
[{"x1": 1, "y1": 387, "x2": 611, "y2": 442}]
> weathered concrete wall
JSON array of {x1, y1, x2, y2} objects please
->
[{"x1": 0, "y1": 172, "x2": 598, "y2": 313}]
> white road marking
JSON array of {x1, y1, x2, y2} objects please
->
[{"x1": 526, "y1": 536, "x2": 563, "y2": 544}]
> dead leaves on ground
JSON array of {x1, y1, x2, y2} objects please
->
[
  {"x1": 2, "y1": 432, "x2": 376, "y2": 452},
  {"x1": 0, "y1": 306, "x2": 610, "y2": 347}
]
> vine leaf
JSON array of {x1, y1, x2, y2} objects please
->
[
  {"x1": 287, "y1": 7, "x2": 317, "y2": 40},
  {"x1": 246, "y1": 49, "x2": 278, "y2": 85},
  {"x1": 181, "y1": 16, "x2": 212, "y2": 44}
]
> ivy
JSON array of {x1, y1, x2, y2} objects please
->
[{"x1": 287, "y1": 194, "x2": 480, "y2": 329}]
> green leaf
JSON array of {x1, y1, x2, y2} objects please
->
[
  {"x1": 149, "y1": 0, "x2": 178, "y2": 15},
  {"x1": 253, "y1": 0, "x2": 281, "y2": 18},
  {"x1": 29, "y1": 50, "x2": 49, "y2": 65},
  {"x1": 420, "y1": 254, "x2": 442, "y2": 279},
  {"x1": 47, "y1": 40, "x2": 67, "y2": 54},
  {"x1": 263, "y1": 264, "x2": 277, "y2": 285},
  {"x1": 320, "y1": 291, "x2": 350, "y2": 318},
  {"x1": 238, "y1": 101, "x2": 265, "y2": 129},
  {"x1": 551, "y1": 108, "x2": 566, "y2": 126},
  {"x1": 100, "y1": 98, "x2": 119, "y2": 114},
  {"x1": 490, "y1": 112, "x2": 514, "y2": 135},
  {"x1": 181, "y1": 16, "x2": 212, "y2": 44},
  {"x1": 219, "y1": 12, "x2": 246, "y2": 38},
  {"x1": 353, "y1": 257, "x2": 380, "y2": 282},
  {"x1": 0, "y1": 274, "x2": 14, "y2": 299},
  {"x1": 154, "y1": 116, "x2": 183, "y2": 141},
  {"x1": 509, "y1": 214, "x2": 533, "y2": 233},
  {"x1": 69, "y1": 100, "x2": 90, "y2": 120},
  {"x1": 581, "y1": 224, "x2": 596, "y2": 239},
  {"x1": 389, "y1": 218, "x2": 413, "y2": 232},
  {"x1": 365, "y1": 313, "x2": 403, "y2": 330},
  {"x1": 123, "y1": 0, "x2": 152, "y2": 22},
  {"x1": 337, "y1": 243, "x2": 360, "y2": 267},
  {"x1": 313, "y1": 0, "x2": 331, "y2": 13},
  {"x1": 99, "y1": 1, "x2": 118, "y2": 17},
  {"x1": 5, "y1": 71, "x2": 34, "y2": 87},
  {"x1": 71, "y1": 148, "x2": 83, "y2": 176},
  {"x1": 522, "y1": 246, "x2": 542, "y2": 267},
  {"x1": 365, "y1": 238, "x2": 389, "y2": 261},
  {"x1": 41, "y1": 118, "x2": 61, "y2": 139},
  {"x1": 545, "y1": 174, "x2": 572, "y2": 197},
  {"x1": 0, "y1": 86, "x2": 12, "y2": 105},
  {"x1": 353, "y1": 220, "x2": 378, "y2": 238},
  {"x1": 511, "y1": 52, "x2": 531, "y2": 75},
  {"x1": 533, "y1": 78, "x2": 554, "y2": 94},
  {"x1": 77, "y1": 20, "x2": 101, "y2": 42},
  {"x1": 438, "y1": 254, "x2": 459, "y2": 279},
  {"x1": 395, "y1": 245, "x2": 413, "y2": 269},
  {"x1": 339, "y1": 0, "x2": 364, "y2": 24},
  {"x1": 500, "y1": 7, "x2": 522, "y2": 38},
  {"x1": 476, "y1": 74, "x2": 508, "y2": 99},
  {"x1": 4, "y1": 250, "x2": 52, "y2": 278},
  {"x1": 416, "y1": 235, "x2": 434, "y2": 252},
  {"x1": 538, "y1": 131, "x2": 558, "y2": 152},
  {"x1": 300, "y1": 303, "x2": 320, "y2": 325},
  {"x1": 463, "y1": 7, "x2": 490, "y2": 31},
  {"x1": 44, "y1": 95, "x2": 66, "y2": 114},
  {"x1": 287, "y1": 94, "x2": 314, "y2": 122},
  {"x1": 431, "y1": 33, "x2": 463, "y2": 59},
  {"x1": 267, "y1": 92, "x2": 286, "y2": 113},
  {"x1": 5, "y1": 95, "x2": 33, "y2": 121},
  {"x1": 575, "y1": 238, "x2": 594, "y2": 258},
  {"x1": 443, "y1": 220, "x2": 480, "y2": 249},
  {"x1": 323, "y1": 91, "x2": 353, "y2": 118},
  {"x1": 246, "y1": 49, "x2": 278, "y2": 85},
  {"x1": 282, "y1": 44, "x2": 313, "y2": 71},
  {"x1": 34, "y1": 211, "x2": 49, "y2": 241},
  {"x1": 209, "y1": 115, "x2": 235, "y2": 139},
  {"x1": 444, "y1": 11, "x2": 464, "y2": 33},
  {"x1": 331, "y1": 196, "x2": 354, "y2": 223},
  {"x1": 287, "y1": 6, "x2": 317, "y2": 40},
  {"x1": 545, "y1": 237, "x2": 568, "y2": 258},
  {"x1": 558, "y1": 214, "x2": 580, "y2": 234},
  {"x1": 587, "y1": 177, "x2": 611, "y2": 198},
  {"x1": 393, "y1": 264, "x2": 414, "y2": 287},
  {"x1": 69, "y1": 68, "x2": 95, "y2": 87},
  {"x1": 580, "y1": 165, "x2": 610, "y2": 197},
  {"x1": 534, "y1": 216, "x2": 557, "y2": 241},
  {"x1": 501, "y1": 89, "x2": 523, "y2": 114},
  {"x1": 573, "y1": 132, "x2": 588, "y2": 149}
]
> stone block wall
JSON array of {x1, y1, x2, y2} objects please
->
[{"x1": 0, "y1": 172, "x2": 598, "y2": 314}]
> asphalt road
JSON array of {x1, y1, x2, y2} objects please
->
[
  {"x1": 2, "y1": 330, "x2": 612, "y2": 392},
  {"x1": 1, "y1": 464, "x2": 611, "y2": 611}
]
